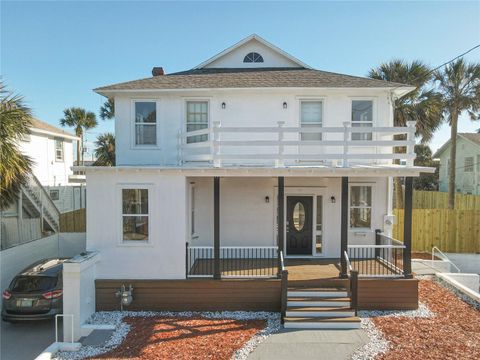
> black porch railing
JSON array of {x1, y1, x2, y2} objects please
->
[
  {"x1": 347, "y1": 233, "x2": 405, "y2": 277},
  {"x1": 186, "y1": 244, "x2": 279, "y2": 278}
]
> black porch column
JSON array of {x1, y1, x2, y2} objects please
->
[
  {"x1": 403, "y1": 177, "x2": 413, "y2": 278},
  {"x1": 213, "y1": 177, "x2": 221, "y2": 279},
  {"x1": 277, "y1": 177, "x2": 285, "y2": 274},
  {"x1": 340, "y1": 176, "x2": 349, "y2": 278}
]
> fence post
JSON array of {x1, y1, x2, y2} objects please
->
[
  {"x1": 406, "y1": 121, "x2": 416, "y2": 166},
  {"x1": 403, "y1": 177, "x2": 413, "y2": 278},
  {"x1": 350, "y1": 270, "x2": 359, "y2": 316},
  {"x1": 343, "y1": 121, "x2": 350, "y2": 168},
  {"x1": 280, "y1": 269, "x2": 288, "y2": 324},
  {"x1": 213, "y1": 121, "x2": 221, "y2": 167},
  {"x1": 375, "y1": 229, "x2": 381, "y2": 258},
  {"x1": 177, "y1": 129, "x2": 183, "y2": 166},
  {"x1": 276, "y1": 121, "x2": 285, "y2": 167},
  {"x1": 185, "y1": 242, "x2": 189, "y2": 279}
]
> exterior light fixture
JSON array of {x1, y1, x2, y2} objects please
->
[
  {"x1": 221, "y1": 102, "x2": 226, "y2": 109},
  {"x1": 330, "y1": 196, "x2": 336, "y2": 203},
  {"x1": 265, "y1": 196, "x2": 270, "y2": 203},
  {"x1": 283, "y1": 102, "x2": 287, "y2": 109}
]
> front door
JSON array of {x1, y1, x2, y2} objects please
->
[{"x1": 286, "y1": 196, "x2": 313, "y2": 255}]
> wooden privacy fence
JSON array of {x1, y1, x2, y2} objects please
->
[
  {"x1": 59, "y1": 208, "x2": 86, "y2": 232},
  {"x1": 410, "y1": 191, "x2": 480, "y2": 210},
  {"x1": 393, "y1": 209, "x2": 480, "y2": 253}
]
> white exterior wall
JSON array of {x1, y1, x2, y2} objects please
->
[
  {"x1": 438, "y1": 137, "x2": 480, "y2": 195},
  {"x1": 188, "y1": 176, "x2": 388, "y2": 258},
  {"x1": 86, "y1": 170, "x2": 187, "y2": 279},
  {"x1": 114, "y1": 89, "x2": 393, "y2": 166},
  {"x1": 0, "y1": 234, "x2": 59, "y2": 291},
  {"x1": 204, "y1": 40, "x2": 301, "y2": 68},
  {"x1": 20, "y1": 132, "x2": 75, "y2": 186}
]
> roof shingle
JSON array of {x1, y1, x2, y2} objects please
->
[{"x1": 95, "y1": 67, "x2": 411, "y2": 92}]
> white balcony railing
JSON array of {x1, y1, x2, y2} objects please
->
[{"x1": 179, "y1": 121, "x2": 416, "y2": 167}]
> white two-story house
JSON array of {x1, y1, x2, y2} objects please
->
[{"x1": 78, "y1": 35, "x2": 434, "y2": 330}]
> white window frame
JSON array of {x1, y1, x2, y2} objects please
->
[
  {"x1": 299, "y1": 99, "x2": 324, "y2": 141},
  {"x1": 184, "y1": 99, "x2": 210, "y2": 144},
  {"x1": 464, "y1": 156, "x2": 474, "y2": 172},
  {"x1": 54, "y1": 138, "x2": 64, "y2": 162},
  {"x1": 131, "y1": 100, "x2": 160, "y2": 149},
  {"x1": 117, "y1": 184, "x2": 154, "y2": 246},
  {"x1": 350, "y1": 98, "x2": 376, "y2": 141},
  {"x1": 349, "y1": 184, "x2": 373, "y2": 230}
]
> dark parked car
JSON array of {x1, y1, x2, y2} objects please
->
[{"x1": 2, "y1": 258, "x2": 66, "y2": 322}]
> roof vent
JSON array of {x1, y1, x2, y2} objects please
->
[{"x1": 152, "y1": 67, "x2": 165, "y2": 76}]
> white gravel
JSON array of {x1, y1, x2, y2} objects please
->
[
  {"x1": 53, "y1": 310, "x2": 281, "y2": 360},
  {"x1": 351, "y1": 302, "x2": 434, "y2": 360}
]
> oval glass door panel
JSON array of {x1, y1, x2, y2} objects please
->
[{"x1": 293, "y1": 202, "x2": 305, "y2": 231}]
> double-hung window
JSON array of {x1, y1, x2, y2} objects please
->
[
  {"x1": 300, "y1": 101, "x2": 323, "y2": 141},
  {"x1": 122, "y1": 189, "x2": 149, "y2": 241},
  {"x1": 186, "y1": 101, "x2": 208, "y2": 144},
  {"x1": 55, "y1": 139, "x2": 64, "y2": 162},
  {"x1": 351, "y1": 100, "x2": 373, "y2": 141},
  {"x1": 134, "y1": 101, "x2": 157, "y2": 146},
  {"x1": 350, "y1": 186, "x2": 372, "y2": 228},
  {"x1": 464, "y1": 157, "x2": 474, "y2": 172}
]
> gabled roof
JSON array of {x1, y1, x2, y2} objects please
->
[
  {"x1": 30, "y1": 118, "x2": 79, "y2": 141},
  {"x1": 194, "y1": 34, "x2": 312, "y2": 69},
  {"x1": 433, "y1": 133, "x2": 480, "y2": 158},
  {"x1": 95, "y1": 68, "x2": 413, "y2": 94},
  {"x1": 94, "y1": 34, "x2": 415, "y2": 96}
]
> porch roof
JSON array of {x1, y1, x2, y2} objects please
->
[{"x1": 75, "y1": 164, "x2": 435, "y2": 177}]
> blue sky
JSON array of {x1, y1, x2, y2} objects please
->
[{"x1": 2, "y1": 1, "x2": 480, "y2": 158}]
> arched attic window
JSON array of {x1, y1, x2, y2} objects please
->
[{"x1": 243, "y1": 52, "x2": 264, "y2": 63}]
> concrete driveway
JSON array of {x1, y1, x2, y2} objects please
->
[{"x1": 0, "y1": 319, "x2": 60, "y2": 360}]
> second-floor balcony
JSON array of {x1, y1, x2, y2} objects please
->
[{"x1": 179, "y1": 121, "x2": 416, "y2": 168}]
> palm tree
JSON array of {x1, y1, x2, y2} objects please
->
[
  {"x1": 99, "y1": 98, "x2": 114, "y2": 120},
  {"x1": 435, "y1": 59, "x2": 480, "y2": 208},
  {"x1": 369, "y1": 60, "x2": 443, "y2": 208},
  {"x1": 60, "y1": 107, "x2": 97, "y2": 166},
  {"x1": 93, "y1": 133, "x2": 115, "y2": 166},
  {"x1": 0, "y1": 82, "x2": 33, "y2": 210}
]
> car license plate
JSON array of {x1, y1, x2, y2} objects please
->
[{"x1": 16, "y1": 299, "x2": 34, "y2": 307}]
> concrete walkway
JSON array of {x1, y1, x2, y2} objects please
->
[{"x1": 248, "y1": 328, "x2": 368, "y2": 360}]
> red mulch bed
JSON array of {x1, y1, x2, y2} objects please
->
[
  {"x1": 373, "y1": 280, "x2": 480, "y2": 360},
  {"x1": 88, "y1": 317, "x2": 266, "y2": 360},
  {"x1": 411, "y1": 252, "x2": 441, "y2": 260}
]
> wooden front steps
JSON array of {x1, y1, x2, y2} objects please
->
[{"x1": 284, "y1": 285, "x2": 360, "y2": 329}]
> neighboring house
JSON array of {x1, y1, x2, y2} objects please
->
[
  {"x1": 73, "y1": 34, "x2": 433, "y2": 332},
  {"x1": 434, "y1": 133, "x2": 480, "y2": 195},
  {"x1": 20, "y1": 119, "x2": 85, "y2": 212}
]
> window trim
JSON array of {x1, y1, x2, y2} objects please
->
[
  {"x1": 189, "y1": 183, "x2": 198, "y2": 241},
  {"x1": 348, "y1": 184, "x2": 374, "y2": 230},
  {"x1": 130, "y1": 99, "x2": 160, "y2": 149},
  {"x1": 184, "y1": 99, "x2": 210, "y2": 144},
  {"x1": 349, "y1": 98, "x2": 376, "y2": 141},
  {"x1": 299, "y1": 99, "x2": 324, "y2": 141},
  {"x1": 243, "y1": 52, "x2": 264, "y2": 63},
  {"x1": 54, "y1": 138, "x2": 64, "y2": 162},
  {"x1": 464, "y1": 156, "x2": 474, "y2": 172},
  {"x1": 117, "y1": 184, "x2": 154, "y2": 247}
]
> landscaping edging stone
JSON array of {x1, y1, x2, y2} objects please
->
[{"x1": 53, "y1": 311, "x2": 281, "y2": 360}]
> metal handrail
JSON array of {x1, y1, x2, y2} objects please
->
[
  {"x1": 28, "y1": 173, "x2": 61, "y2": 216},
  {"x1": 348, "y1": 244, "x2": 405, "y2": 249},
  {"x1": 280, "y1": 250, "x2": 286, "y2": 272},
  {"x1": 432, "y1": 246, "x2": 461, "y2": 273},
  {"x1": 344, "y1": 251, "x2": 352, "y2": 274}
]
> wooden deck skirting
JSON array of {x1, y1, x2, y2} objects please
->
[
  {"x1": 357, "y1": 278, "x2": 419, "y2": 310},
  {"x1": 95, "y1": 277, "x2": 418, "y2": 312},
  {"x1": 95, "y1": 279, "x2": 281, "y2": 312}
]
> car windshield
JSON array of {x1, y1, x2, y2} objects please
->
[{"x1": 11, "y1": 276, "x2": 57, "y2": 293}]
